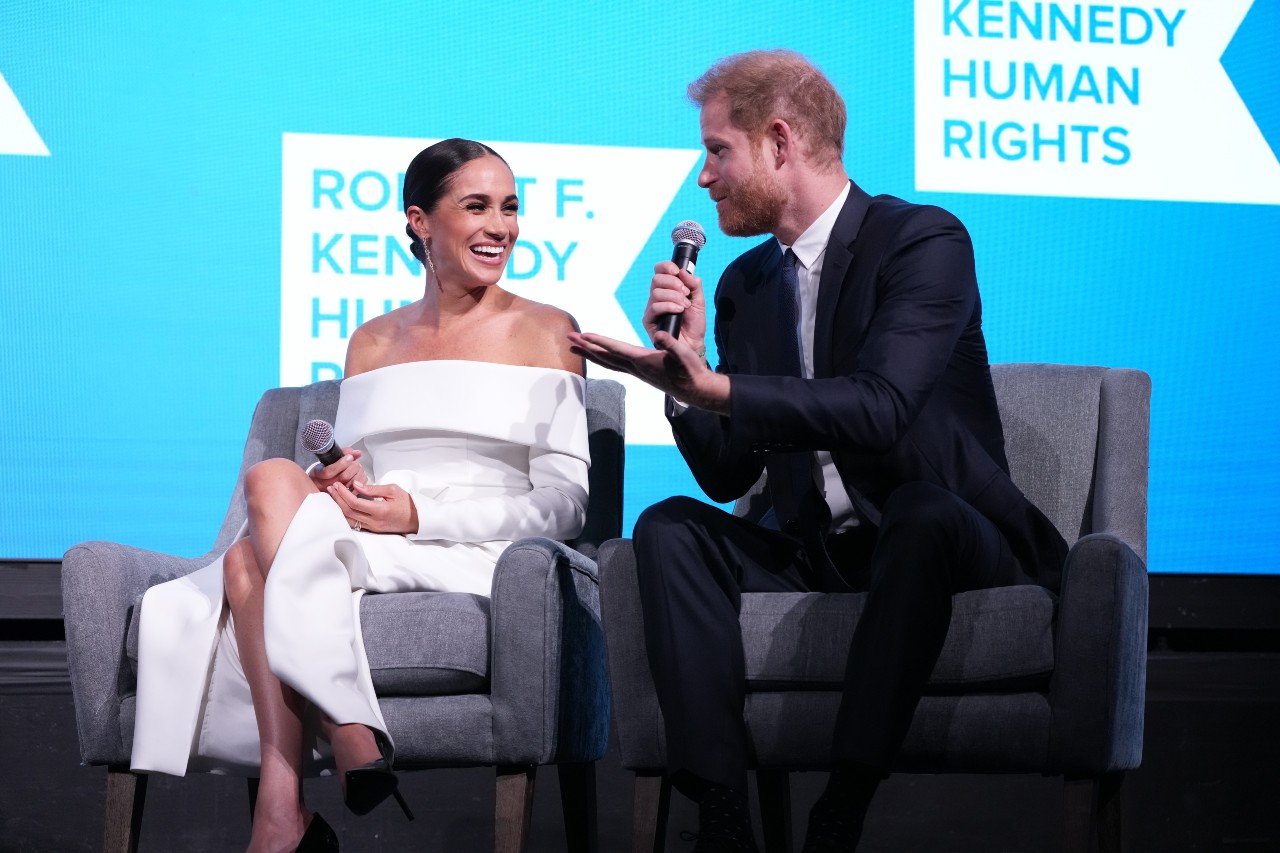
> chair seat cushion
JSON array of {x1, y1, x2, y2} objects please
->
[
  {"x1": 360, "y1": 592, "x2": 491, "y2": 695},
  {"x1": 740, "y1": 584, "x2": 1055, "y2": 690},
  {"x1": 125, "y1": 590, "x2": 491, "y2": 697}
]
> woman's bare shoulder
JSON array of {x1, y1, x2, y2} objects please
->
[
  {"x1": 506, "y1": 297, "x2": 583, "y2": 375},
  {"x1": 344, "y1": 310, "x2": 405, "y2": 377}
]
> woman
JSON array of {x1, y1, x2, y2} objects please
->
[{"x1": 129, "y1": 139, "x2": 589, "y2": 852}]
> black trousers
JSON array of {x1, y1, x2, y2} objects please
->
[{"x1": 632, "y1": 481, "x2": 1026, "y2": 792}]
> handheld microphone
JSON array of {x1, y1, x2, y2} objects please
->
[
  {"x1": 656, "y1": 220, "x2": 707, "y2": 337},
  {"x1": 301, "y1": 419, "x2": 344, "y2": 467},
  {"x1": 302, "y1": 419, "x2": 375, "y2": 499}
]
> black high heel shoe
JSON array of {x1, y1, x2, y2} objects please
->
[
  {"x1": 343, "y1": 734, "x2": 414, "y2": 820},
  {"x1": 295, "y1": 813, "x2": 339, "y2": 853}
]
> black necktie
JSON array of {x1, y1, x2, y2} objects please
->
[{"x1": 777, "y1": 249, "x2": 802, "y2": 376}]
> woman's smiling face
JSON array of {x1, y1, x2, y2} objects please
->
[{"x1": 410, "y1": 155, "x2": 519, "y2": 290}]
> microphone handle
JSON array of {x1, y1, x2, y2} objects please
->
[
  {"x1": 315, "y1": 441, "x2": 345, "y2": 467},
  {"x1": 656, "y1": 241, "x2": 700, "y2": 338},
  {"x1": 313, "y1": 442, "x2": 376, "y2": 499}
]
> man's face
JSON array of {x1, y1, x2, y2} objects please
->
[{"x1": 697, "y1": 95, "x2": 787, "y2": 237}]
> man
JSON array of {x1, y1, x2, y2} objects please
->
[{"x1": 569, "y1": 50, "x2": 1067, "y2": 851}]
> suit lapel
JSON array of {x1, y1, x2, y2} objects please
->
[{"x1": 813, "y1": 181, "x2": 873, "y2": 378}]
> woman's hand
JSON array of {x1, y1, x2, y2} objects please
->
[
  {"x1": 326, "y1": 481, "x2": 420, "y2": 535},
  {"x1": 308, "y1": 448, "x2": 368, "y2": 491}
]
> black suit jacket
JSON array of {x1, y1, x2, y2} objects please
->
[{"x1": 671, "y1": 181, "x2": 1068, "y2": 592}]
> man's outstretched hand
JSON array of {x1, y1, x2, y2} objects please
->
[{"x1": 567, "y1": 329, "x2": 731, "y2": 415}]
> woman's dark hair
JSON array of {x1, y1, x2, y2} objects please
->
[{"x1": 402, "y1": 138, "x2": 507, "y2": 263}]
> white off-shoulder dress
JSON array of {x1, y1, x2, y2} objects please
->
[{"x1": 129, "y1": 360, "x2": 590, "y2": 776}]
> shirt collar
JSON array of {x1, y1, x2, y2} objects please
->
[{"x1": 777, "y1": 182, "x2": 851, "y2": 270}]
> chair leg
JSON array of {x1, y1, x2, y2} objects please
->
[
  {"x1": 103, "y1": 764, "x2": 147, "y2": 853},
  {"x1": 495, "y1": 764, "x2": 537, "y2": 853},
  {"x1": 1064, "y1": 772, "x2": 1125, "y2": 853},
  {"x1": 558, "y1": 762, "x2": 599, "y2": 853},
  {"x1": 632, "y1": 771, "x2": 670, "y2": 853},
  {"x1": 247, "y1": 777, "x2": 259, "y2": 821},
  {"x1": 756, "y1": 768, "x2": 792, "y2": 853},
  {"x1": 1096, "y1": 772, "x2": 1124, "y2": 852}
]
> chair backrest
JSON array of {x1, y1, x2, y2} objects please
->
[
  {"x1": 731, "y1": 364, "x2": 1150, "y2": 563},
  {"x1": 990, "y1": 364, "x2": 1149, "y2": 563},
  {"x1": 211, "y1": 376, "x2": 625, "y2": 558}
]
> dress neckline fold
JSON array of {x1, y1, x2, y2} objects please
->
[{"x1": 343, "y1": 359, "x2": 584, "y2": 384}]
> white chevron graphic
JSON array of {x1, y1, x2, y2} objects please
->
[{"x1": 0, "y1": 71, "x2": 49, "y2": 156}]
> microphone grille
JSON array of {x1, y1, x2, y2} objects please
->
[
  {"x1": 301, "y1": 419, "x2": 334, "y2": 453},
  {"x1": 671, "y1": 220, "x2": 706, "y2": 248}
]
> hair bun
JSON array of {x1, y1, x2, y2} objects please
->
[{"x1": 405, "y1": 223, "x2": 424, "y2": 263}]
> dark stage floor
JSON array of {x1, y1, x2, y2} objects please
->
[{"x1": 2, "y1": 642, "x2": 1277, "y2": 852}]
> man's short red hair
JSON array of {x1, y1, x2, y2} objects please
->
[{"x1": 689, "y1": 50, "x2": 846, "y2": 170}]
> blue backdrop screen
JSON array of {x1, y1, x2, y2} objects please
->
[{"x1": 2, "y1": 2, "x2": 1277, "y2": 574}]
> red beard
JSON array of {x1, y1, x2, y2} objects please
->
[{"x1": 716, "y1": 158, "x2": 787, "y2": 237}]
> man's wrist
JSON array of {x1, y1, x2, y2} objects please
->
[{"x1": 691, "y1": 372, "x2": 731, "y2": 415}]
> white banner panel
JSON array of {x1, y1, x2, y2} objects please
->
[{"x1": 915, "y1": 0, "x2": 1280, "y2": 204}]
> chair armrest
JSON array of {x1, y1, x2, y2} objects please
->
[
  {"x1": 1091, "y1": 368, "x2": 1151, "y2": 564},
  {"x1": 61, "y1": 541, "x2": 209, "y2": 766},
  {"x1": 1048, "y1": 533, "x2": 1148, "y2": 774},
  {"x1": 597, "y1": 537, "x2": 666, "y2": 770},
  {"x1": 488, "y1": 537, "x2": 610, "y2": 765}
]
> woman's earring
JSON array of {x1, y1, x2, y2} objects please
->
[{"x1": 424, "y1": 244, "x2": 442, "y2": 291}]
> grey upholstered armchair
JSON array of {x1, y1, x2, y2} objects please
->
[
  {"x1": 63, "y1": 376, "x2": 624, "y2": 852},
  {"x1": 600, "y1": 364, "x2": 1150, "y2": 852}
]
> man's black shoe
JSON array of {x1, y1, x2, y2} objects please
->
[
  {"x1": 678, "y1": 784, "x2": 759, "y2": 852},
  {"x1": 800, "y1": 790, "x2": 867, "y2": 852}
]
